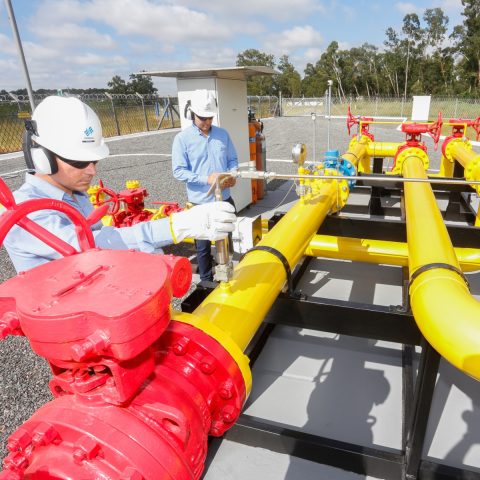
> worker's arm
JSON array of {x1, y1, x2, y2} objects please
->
[{"x1": 4, "y1": 203, "x2": 236, "y2": 272}]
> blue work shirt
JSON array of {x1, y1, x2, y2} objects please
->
[
  {"x1": 3, "y1": 174, "x2": 173, "y2": 272},
  {"x1": 172, "y1": 124, "x2": 238, "y2": 204}
]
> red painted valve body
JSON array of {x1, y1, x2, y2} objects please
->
[
  {"x1": 111, "y1": 187, "x2": 154, "y2": 227},
  {"x1": 0, "y1": 248, "x2": 245, "y2": 479},
  {"x1": 94, "y1": 183, "x2": 183, "y2": 228}
]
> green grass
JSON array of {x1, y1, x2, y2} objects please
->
[
  {"x1": 2, "y1": 97, "x2": 479, "y2": 154},
  {"x1": 0, "y1": 105, "x2": 181, "y2": 154}
]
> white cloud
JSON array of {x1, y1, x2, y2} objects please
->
[
  {"x1": 437, "y1": 0, "x2": 463, "y2": 14},
  {"x1": 173, "y1": 0, "x2": 326, "y2": 21},
  {"x1": 29, "y1": 23, "x2": 116, "y2": 50},
  {"x1": 0, "y1": 33, "x2": 16, "y2": 56},
  {"x1": 72, "y1": 53, "x2": 113, "y2": 66},
  {"x1": 265, "y1": 26, "x2": 323, "y2": 56},
  {"x1": 31, "y1": 0, "x2": 232, "y2": 45},
  {"x1": 338, "y1": 41, "x2": 352, "y2": 51},
  {"x1": 395, "y1": 2, "x2": 421, "y2": 15},
  {"x1": 303, "y1": 47, "x2": 323, "y2": 63}
]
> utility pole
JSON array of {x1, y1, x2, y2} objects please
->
[
  {"x1": 327, "y1": 79, "x2": 333, "y2": 151},
  {"x1": 4, "y1": 0, "x2": 35, "y2": 111},
  {"x1": 404, "y1": 40, "x2": 410, "y2": 102}
]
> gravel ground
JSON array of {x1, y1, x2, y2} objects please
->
[{"x1": 0, "y1": 116, "x2": 442, "y2": 463}]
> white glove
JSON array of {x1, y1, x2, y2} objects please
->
[{"x1": 170, "y1": 202, "x2": 236, "y2": 242}]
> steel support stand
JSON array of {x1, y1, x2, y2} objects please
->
[{"x1": 404, "y1": 340, "x2": 441, "y2": 480}]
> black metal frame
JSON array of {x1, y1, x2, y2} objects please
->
[{"x1": 192, "y1": 176, "x2": 480, "y2": 480}]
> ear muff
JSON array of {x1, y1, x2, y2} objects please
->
[
  {"x1": 184, "y1": 100, "x2": 193, "y2": 121},
  {"x1": 31, "y1": 148, "x2": 57, "y2": 175},
  {"x1": 23, "y1": 120, "x2": 58, "y2": 174}
]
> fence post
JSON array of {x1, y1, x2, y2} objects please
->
[
  {"x1": 454, "y1": 98, "x2": 459, "y2": 118},
  {"x1": 8, "y1": 92, "x2": 21, "y2": 113},
  {"x1": 279, "y1": 92, "x2": 282, "y2": 117},
  {"x1": 105, "y1": 92, "x2": 120, "y2": 136},
  {"x1": 136, "y1": 92, "x2": 149, "y2": 131},
  {"x1": 168, "y1": 96, "x2": 175, "y2": 128},
  {"x1": 400, "y1": 97, "x2": 404, "y2": 118}
]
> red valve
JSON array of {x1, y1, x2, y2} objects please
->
[
  {"x1": 346, "y1": 105, "x2": 374, "y2": 140},
  {"x1": 448, "y1": 117, "x2": 480, "y2": 140},
  {"x1": 401, "y1": 111, "x2": 443, "y2": 150},
  {"x1": 346, "y1": 105, "x2": 358, "y2": 136},
  {"x1": 94, "y1": 179, "x2": 121, "y2": 216},
  {"x1": 0, "y1": 181, "x2": 252, "y2": 480}
]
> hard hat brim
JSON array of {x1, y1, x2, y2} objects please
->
[{"x1": 191, "y1": 109, "x2": 217, "y2": 118}]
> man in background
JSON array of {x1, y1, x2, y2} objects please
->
[{"x1": 172, "y1": 90, "x2": 238, "y2": 282}]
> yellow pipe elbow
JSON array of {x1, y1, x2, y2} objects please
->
[
  {"x1": 450, "y1": 142, "x2": 480, "y2": 194},
  {"x1": 409, "y1": 270, "x2": 480, "y2": 379},
  {"x1": 345, "y1": 139, "x2": 371, "y2": 174},
  {"x1": 403, "y1": 152, "x2": 480, "y2": 380}
]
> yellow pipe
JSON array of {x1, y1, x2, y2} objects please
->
[
  {"x1": 403, "y1": 152, "x2": 480, "y2": 380},
  {"x1": 172, "y1": 142, "x2": 370, "y2": 395},
  {"x1": 173, "y1": 179, "x2": 339, "y2": 396},
  {"x1": 305, "y1": 234, "x2": 480, "y2": 272},
  {"x1": 449, "y1": 140, "x2": 477, "y2": 169},
  {"x1": 366, "y1": 142, "x2": 403, "y2": 158},
  {"x1": 191, "y1": 179, "x2": 339, "y2": 352},
  {"x1": 448, "y1": 140, "x2": 480, "y2": 194}
]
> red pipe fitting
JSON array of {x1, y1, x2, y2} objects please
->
[
  {"x1": 0, "y1": 178, "x2": 246, "y2": 479},
  {"x1": 1, "y1": 320, "x2": 245, "y2": 479}
]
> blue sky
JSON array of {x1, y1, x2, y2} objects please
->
[{"x1": 0, "y1": 0, "x2": 463, "y2": 94}]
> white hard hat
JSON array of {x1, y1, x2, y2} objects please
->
[
  {"x1": 32, "y1": 96, "x2": 109, "y2": 162},
  {"x1": 190, "y1": 90, "x2": 217, "y2": 118}
]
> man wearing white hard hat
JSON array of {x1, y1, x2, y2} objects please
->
[
  {"x1": 172, "y1": 89, "x2": 238, "y2": 282},
  {"x1": 4, "y1": 96, "x2": 236, "y2": 272}
]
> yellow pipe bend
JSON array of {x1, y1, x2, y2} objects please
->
[
  {"x1": 449, "y1": 141, "x2": 480, "y2": 194},
  {"x1": 403, "y1": 152, "x2": 480, "y2": 380}
]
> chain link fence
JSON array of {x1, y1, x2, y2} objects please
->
[
  {"x1": 247, "y1": 96, "x2": 279, "y2": 118},
  {"x1": 0, "y1": 93, "x2": 181, "y2": 154},
  {"x1": 281, "y1": 95, "x2": 480, "y2": 120},
  {"x1": 1, "y1": 93, "x2": 279, "y2": 154},
  {"x1": 2, "y1": 93, "x2": 479, "y2": 154}
]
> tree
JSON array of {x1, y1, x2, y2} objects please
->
[
  {"x1": 236, "y1": 49, "x2": 276, "y2": 95},
  {"x1": 276, "y1": 55, "x2": 302, "y2": 97},
  {"x1": 422, "y1": 8, "x2": 453, "y2": 94},
  {"x1": 301, "y1": 62, "x2": 325, "y2": 97},
  {"x1": 128, "y1": 73, "x2": 157, "y2": 95},
  {"x1": 107, "y1": 73, "x2": 157, "y2": 95},
  {"x1": 107, "y1": 75, "x2": 128, "y2": 94},
  {"x1": 401, "y1": 13, "x2": 425, "y2": 98},
  {"x1": 451, "y1": 0, "x2": 480, "y2": 93}
]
